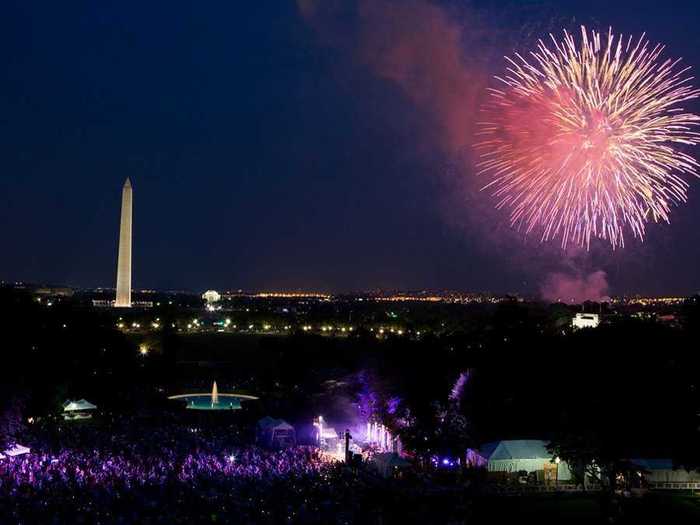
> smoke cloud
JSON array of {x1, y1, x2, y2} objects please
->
[
  {"x1": 540, "y1": 270, "x2": 610, "y2": 304},
  {"x1": 298, "y1": 0, "x2": 490, "y2": 154}
]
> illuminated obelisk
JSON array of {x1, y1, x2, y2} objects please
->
[{"x1": 115, "y1": 178, "x2": 133, "y2": 307}]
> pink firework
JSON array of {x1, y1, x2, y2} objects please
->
[{"x1": 476, "y1": 26, "x2": 700, "y2": 249}]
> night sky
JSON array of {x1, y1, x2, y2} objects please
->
[{"x1": 2, "y1": 1, "x2": 700, "y2": 295}]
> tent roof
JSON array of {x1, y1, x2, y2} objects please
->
[
  {"x1": 1, "y1": 444, "x2": 30, "y2": 458},
  {"x1": 480, "y1": 440, "x2": 552, "y2": 461},
  {"x1": 63, "y1": 399, "x2": 97, "y2": 411},
  {"x1": 257, "y1": 417, "x2": 294, "y2": 431},
  {"x1": 630, "y1": 459, "x2": 674, "y2": 471},
  {"x1": 373, "y1": 452, "x2": 410, "y2": 468}
]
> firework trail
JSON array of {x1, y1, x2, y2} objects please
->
[
  {"x1": 476, "y1": 26, "x2": 700, "y2": 249},
  {"x1": 449, "y1": 370, "x2": 471, "y2": 405}
]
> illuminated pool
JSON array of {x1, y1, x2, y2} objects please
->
[{"x1": 168, "y1": 382, "x2": 258, "y2": 411}]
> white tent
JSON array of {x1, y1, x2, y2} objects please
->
[
  {"x1": 0, "y1": 443, "x2": 30, "y2": 460},
  {"x1": 631, "y1": 459, "x2": 700, "y2": 483},
  {"x1": 63, "y1": 399, "x2": 97, "y2": 412},
  {"x1": 63, "y1": 399, "x2": 97, "y2": 420},
  {"x1": 479, "y1": 440, "x2": 572, "y2": 481},
  {"x1": 256, "y1": 417, "x2": 296, "y2": 448},
  {"x1": 372, "y1": 452, "x2": 411, "y2": 477}
]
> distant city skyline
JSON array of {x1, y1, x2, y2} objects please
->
[{"x1": 1, "y1": 280, "x2": 695, "y2": 305}]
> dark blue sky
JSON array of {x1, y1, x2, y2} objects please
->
[{"x1": 2, "y1": 1, "x2": 700, "y2": 295}]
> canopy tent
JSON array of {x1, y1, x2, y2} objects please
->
[
  {"x1": 631, "y1": 459, "x2": 700, "y2": 483},
  {"x1": 63, "y1": 399, "x2": 97, "y2": 412},
  {"x1": 372, "y1": 452, "x2": 411, "y2": 477},
  {"x1": 478, "y1": 440, "x2": 571, "y2": 481},
  {"x1": 256, "y1": 417, "x2": 296, "y2": 448},
  {"x1": 0, "y1": 443, "x2": 30, "y2": 460},
  {"x1": 63, "y1": 399, "x2": 97, "y2": 420}
]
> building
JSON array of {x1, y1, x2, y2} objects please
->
[
  {"x1": 572, "y1": 312, "x2": 600, "y2": 329},
  {"x1": 115, "y1": 178, "x2": 133, "y2": 308},
  {"x1": 93, "y1": 299, "x2": 153, "y2": 309},
  {"x1": 34, "y1": 286, "x2": 74, "y2": 298},
  {"x1": 202, "y1": 290, "x2": 221, "y2": 303}
]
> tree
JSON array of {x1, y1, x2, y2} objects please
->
[
  {"x1": 0, "y1": 394, "x2": 26, "y2": 449},
  {"x1": 547, "y1": 321, "x2": 700, "y2": 522}
]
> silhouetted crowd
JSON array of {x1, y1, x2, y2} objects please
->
[{"x1": 0, "y1": 417, "x2": 353, "y2": 524}]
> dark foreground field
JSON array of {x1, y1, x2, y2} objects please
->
[{"x1": 473, "y1": 493, "x2": 700, "y2": 524}]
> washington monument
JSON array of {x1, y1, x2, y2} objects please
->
[{"x1": 115, "y1": 178, "x2": 133, "y2": 307}]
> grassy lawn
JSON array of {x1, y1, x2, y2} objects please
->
[
  {"x1": 476, "y1": 492, "x2": 700, "y2": 524},
  {"x1": 625, "y1": 492, "x2": 700, "y2": 523},
  {"x1": 477, "y1": 493, "x2": 600, "y2": 524}
]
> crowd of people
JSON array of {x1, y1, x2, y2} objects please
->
[
  {"x1": 0, "y1": 415, "x2": 475, "y2": 524},
  {"x1": 1, "y1": 445, "x2": 329, "y2": 489},
  {"x1": 1, "y1": 449, "x2": 339, "y2": 524},
  {"x1": 0, "y1": 416, "x2": 350, "y2": 524}
]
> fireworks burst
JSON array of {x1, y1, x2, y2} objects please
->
[{"x1": 476, "y1": 26, "x2": 700, "y2": 249}]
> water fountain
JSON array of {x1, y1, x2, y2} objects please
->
[
  {"x1": 168, "y1": 382, "x2": 258, "y2": 411},
  {"x1": 211, "y1": 381, "x2": 219, "y2": 406}
]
